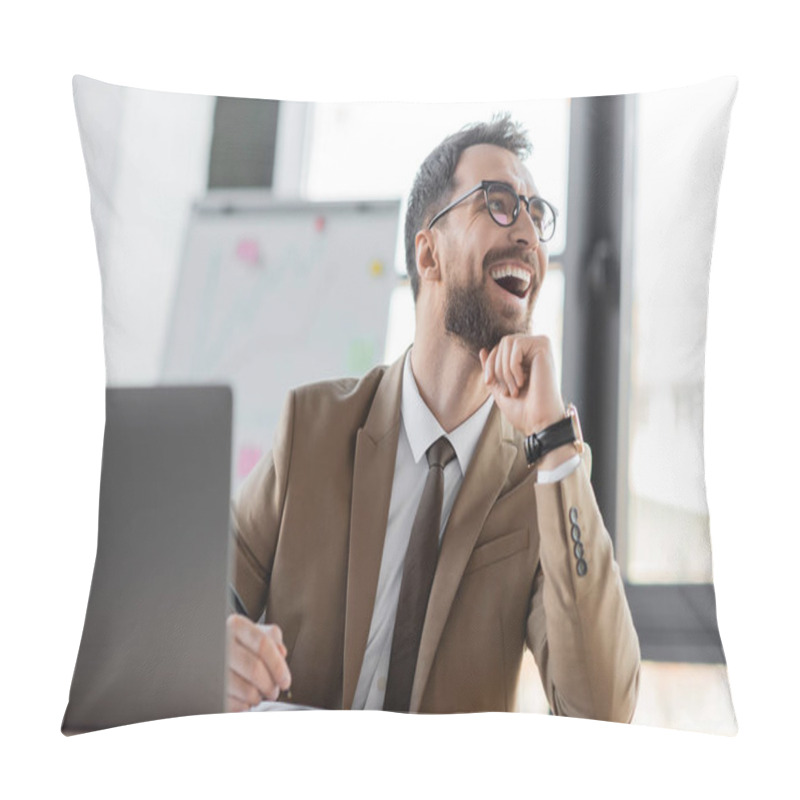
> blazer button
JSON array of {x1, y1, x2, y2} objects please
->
[
  {"x1": 569, "y1": 507, "x2": 578, "y2": 524},
  {"x1": 576, "y1": 558, "x2": 588, "y2": 577},
  {"x1": 573, "y1": 541, "x2": 584, "y2": 559},
  {"x1": 571, "y1": 524, "x2": 581, "y2": 543}
]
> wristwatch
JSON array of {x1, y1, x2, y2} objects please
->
[{"x1": 524, "y1": 403, "x2": 585, "y2": 467}]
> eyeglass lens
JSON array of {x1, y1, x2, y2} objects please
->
[{"x1": 486, "y1": 184, "x2": 555, "y2": 241}]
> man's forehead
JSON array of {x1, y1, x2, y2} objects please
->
[{"x1": 453, "y1": 143, "x2": 536, "y2": 193}]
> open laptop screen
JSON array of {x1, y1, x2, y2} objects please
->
[{"x1": 63, "y1": 385, "x2": 232, "y2": 733}]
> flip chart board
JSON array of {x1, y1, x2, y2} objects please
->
[{"x1": 161, "y1": 194, "x2": 402, "y2": 488}]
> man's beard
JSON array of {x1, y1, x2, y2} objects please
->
[{"x1": 444, "y1": 252, "x2": 537, "y2": 354}]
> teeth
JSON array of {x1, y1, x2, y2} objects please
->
[{"x1": 489, "y1": 264, "x2": 531, "y2": 290}]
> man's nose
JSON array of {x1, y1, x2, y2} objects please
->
[{"x1": 508, "y1": 203, "x2": 541, "y2": 248}]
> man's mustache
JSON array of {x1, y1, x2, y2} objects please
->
[{"x1": 482, "y1": 246, "x2": 539, "y2": 272}]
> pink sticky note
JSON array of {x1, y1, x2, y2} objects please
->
[
  {"x1": 314, "y1": 215, "x2": 326, "y2": 233},
  {"x1": 235, "y1": 238, "x2": 260, "y2": 265},
  {"x1": 237, "y1": 445, "x2": 263, "y2": 478}
]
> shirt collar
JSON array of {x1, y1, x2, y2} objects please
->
[{"x1": 401, "y1": 350, "x2": 494, "y2": 476}]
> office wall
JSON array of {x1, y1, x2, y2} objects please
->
[{"x1": 74, "y1": 78, "x2": 215, "y2": 383}]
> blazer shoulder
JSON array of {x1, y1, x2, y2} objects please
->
[
  {"x1": 290, "y1": 364, "x2": 390, "y2": 431},
  {"x1": 293, "y1": 363, "x2": 387, "y2": 404}
]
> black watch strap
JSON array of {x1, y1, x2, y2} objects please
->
[{"x1": 524, "y1": 416, "x2": 576, "y2": 466}]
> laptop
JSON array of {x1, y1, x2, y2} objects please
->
[{"x1": 62, "y1": 385, "x2": 233, "y2": 733}]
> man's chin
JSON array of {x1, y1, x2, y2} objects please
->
[
  {"x1": 444, "y1": 282, "x2": 532, "y2": 354},
  {"x1": 445, "y1": 330, "x2": 493, "y2": 358},
  {"x1": 446, "y1": 319, "x2": 527, "y2": 356}
]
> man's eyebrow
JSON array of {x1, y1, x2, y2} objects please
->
[{"x1": 489, "y1": 179, "x2": 541, "y2": 198}]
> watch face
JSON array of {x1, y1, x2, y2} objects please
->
[{"x1": 567, "y1": 403, "x2": 585, "y2": 454}]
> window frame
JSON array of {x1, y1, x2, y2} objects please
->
[{"x1": 561, "y1": 95, "x2": 726, "y2": 666}]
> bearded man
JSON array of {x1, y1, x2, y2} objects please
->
[{"x1": 226, "y1": 115, "x2": 640, "y2": 719}]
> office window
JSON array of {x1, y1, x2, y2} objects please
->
[
  {"x1": 623, "y1": 84, "x2": 728, "y2": 585},
  {"x1": 614, "y1": 87, "x2": 737, "y2": 732}
]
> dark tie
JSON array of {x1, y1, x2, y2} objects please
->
[{"x1": 383, "y1": 436, "x2": 456, "y2": 712}]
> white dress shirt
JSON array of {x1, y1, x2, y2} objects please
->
[{"x1": 351, "y1": 352, "x2": 579, "y2": 710}]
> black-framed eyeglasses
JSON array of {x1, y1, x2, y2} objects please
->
[{"x1": 427, "y1": 180, "x2": 557, "y2": 243}]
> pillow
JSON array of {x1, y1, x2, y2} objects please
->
[{"x1": 64, "y1": 74, "x2": 737, "y2": 734}]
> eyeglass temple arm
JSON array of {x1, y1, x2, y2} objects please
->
[{"x1": 426, "y1": 183, "x2": 486, "y2": 229}]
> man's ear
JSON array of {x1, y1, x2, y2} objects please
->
[{"x1": 415, "y1": 229, "x2": 441, "y2": 284}]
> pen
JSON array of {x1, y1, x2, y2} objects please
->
[{"x1": 229, "y1": 584, "x2": 248, "y2": 616}]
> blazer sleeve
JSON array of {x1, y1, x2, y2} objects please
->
[
  {"x1": 526, "y1": 449, "x2": 641, "y2": 722},
  {"x1": 229, "y1": 390, "x2": 296, "y2": 621}
]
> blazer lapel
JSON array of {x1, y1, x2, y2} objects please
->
[
  {"x1": 341, "y1": 353, "x2": 404, "y2": 709},
  {"x1": 409, "y1": 406, "x2": 519, "y2": 712}
]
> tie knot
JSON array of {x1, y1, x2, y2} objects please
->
[{"x1": 426, "y1": 436, "x2": 455, "y2": 470}]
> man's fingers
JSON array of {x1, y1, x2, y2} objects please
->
[
  {"x1": 226, "y1": 695, "x2": 252, "y2": 713},
  {"x1": 226, "y1": 615, "x2": 292, "y2": 700},
  {"x1": 483, "y1": 346, "x2": 508, "y2": 395},
  {"x1": 484, "y1": 336, "x2": 556, "y2": 396},
  {"x1": 228, "y1": 635, "x2": 283, "y2": 699},
  {"x1": 226, "y1": 696, "x2": 251, "y2": 713},
  {"x1": 500, "y1": 338, "x2": 518, "y2": 396},
  {"x1": 479, "y1": 335, "x2": 565, "y2": 436},
  {"x1": 255, "y1": 632, "x2": 292, "y2": 692},
  {"x1": 485, "y1": 340, "x2": 514, "y2": 396},
  {"x1": 510, "y1": 339, "x2": 526, "y2": 388},
  {"x1": 482, "y1": 347, "x2": 497, "y2": 387},
  {"x1": 231, "y1": 615, "x2": 284, "y2": 660},
  {"x1": 227, "y1": 664, "x2": 271, "y2": 708}
]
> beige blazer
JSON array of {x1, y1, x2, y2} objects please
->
[{"x1": 232, "y1": 354, "x2": 640, "y2": 719}]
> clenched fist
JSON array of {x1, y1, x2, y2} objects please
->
[{"x1": 479, "y1": 334, "x2": 566, "y2": 436}]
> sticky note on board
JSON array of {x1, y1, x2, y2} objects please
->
[
  {"x1": 347, "y1": 340, "x2": 375, "y2": 374},
  {"x1": 369, "y1": 260, "x2": 384, "y2": 277},
  {"x1": 235, "y1": 239, "x2": 260, "y2": 265},
  {"x1": 314, "y1": 216, "x2": 326, "y2": 233},
  {"x1": 237, "y1": 446, "x2": 263, "y2": 479}
]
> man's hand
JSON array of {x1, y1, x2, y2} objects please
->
[
  {"x1": 479, "y1": 334, "x2": 566, "y2": 436},
  {"x1": 226, "y1": 614, "x2": 292, "y2": 712}
]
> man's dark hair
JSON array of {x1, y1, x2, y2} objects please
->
[{"x1": 403, "y1": 113, "x2": 533, "y2": 300}]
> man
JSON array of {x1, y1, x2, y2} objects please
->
[{"x1": 226, "y1": 115, "x2": 640, "y2": 719}]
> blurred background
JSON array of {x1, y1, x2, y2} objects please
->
[{"x1": 73, "y1": 75, "x2": 736, "y2": 734}]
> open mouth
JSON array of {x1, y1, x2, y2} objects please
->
[{"x1": 489, "y1": 263, "x2": 532, "y2": 299}]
